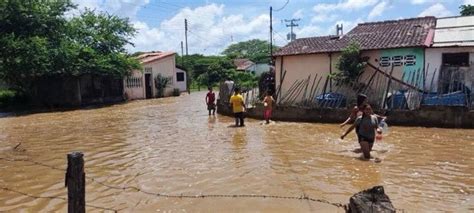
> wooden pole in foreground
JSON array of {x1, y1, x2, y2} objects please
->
[{"x1": 65, "y1": 152, "x2": 85, "y2": 213}]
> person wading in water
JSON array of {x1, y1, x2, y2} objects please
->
[
  {"x1": 340, "y1": 104, "x2": 381, "y2": 160},
  {"x1": 229, "y1": 87, "x2": 246, "y2": 127},
  {"x1": 205, "y1": 87, "x2": 216, "y2": 116}
]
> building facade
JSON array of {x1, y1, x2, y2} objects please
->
[{"x1": 124, "y1": 52, "x2": 183, "y2": 100}]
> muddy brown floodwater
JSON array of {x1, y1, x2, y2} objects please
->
[{"x1": 0, "y1": 91, "x2": 473, "y2": 212}]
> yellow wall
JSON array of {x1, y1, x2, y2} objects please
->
[{"x1": 275, "y1": 53, "x2": 340, "y2": 103}]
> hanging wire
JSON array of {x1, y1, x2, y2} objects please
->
[{"x1": 273, "y1": 0, "x2": 290, "y2": 12}]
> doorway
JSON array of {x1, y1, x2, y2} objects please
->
[{"x1": 145, "y1": 73, "x2": 152, "y2": 99}]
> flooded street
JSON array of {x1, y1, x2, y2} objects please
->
[{"x1": 0, "y1": 91, "x2": 473, "y2": 212}]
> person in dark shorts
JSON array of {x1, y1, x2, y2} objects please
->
[
  {"x1": 341, "y1": 104, "x2": 380, "y2": 159},
  {"x1": 229, "y1": 87, "x2": 246, "y2": 127},
  {"x1": 205, "y1": 87, "x2": 216, "y2": 115}
]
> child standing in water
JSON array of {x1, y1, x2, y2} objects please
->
[
  {"x1": 340, "y1": 94, "x2": 368, "y2": 127},
  {"x1": 205, "y1": 87, "x2": 216, "y2": 116},
  {"x1": 263, "y1": 91, "x2": 275, "y2": 124},
  {"x1": 340, "y1": 93, "x2": 386, "y2": 127},
  {"x1": 341, "y1": 104, "x2": 380, "y2": 160}
]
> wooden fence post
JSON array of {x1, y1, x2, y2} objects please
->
[{"x1": 65, "y1": 152, "x2": 85, "y2": 213}]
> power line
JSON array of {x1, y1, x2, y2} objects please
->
[{"x1": 273, "y1": 0, "x2": 289, "y2": 12}]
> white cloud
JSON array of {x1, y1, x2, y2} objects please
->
[
  {"x1": 71, "y1": 0, "x2": 150, "y2": 19},
  {"x1": 464, "y1": 0, "x2": 474, "y2": 4},
  {"x1": 368, "y1": 1, "x2": 389, "y2": 20},
  {"x1": 410, "y1": 0, "x2": 450, "y2": 4},
  {"x1": 128, "y1": 4, "x2": 270, "y2": 55},
  {"x1": 328, "y1": 18, "x2": 364, "y2": 35},
  {"x1": 313, "y1": 0, "x2": 379, "y2": 13},
  {"x1": 311, "y1": 14, "x2": 338, "y2": 23},
  {"x1": 418, "y1": 3, "x2": 453, "y2": 17},
  {"x1": 292, "y1": 9, "x2": 304, "y2": 19},
  {"x1": 294, "y1": 25, "x2": 324, "y2": 38}
]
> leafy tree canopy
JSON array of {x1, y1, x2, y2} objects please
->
[
  {"x1": 460, "y1": 4, "x2": 474, "y2": 16},
  {"x1": 221, "y1": 39, "x2": 279, "y2": 64},
  {"x1": 334, "y1": 41, "x2": 365, "y2": 86},
  {"x1": 0, "y1": 0, "x2": 140, "y2": 93}
]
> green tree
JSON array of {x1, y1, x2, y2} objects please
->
[
  {"x1": 0, "y1": 0, "x2": 75, "y2": 92},
  {"x1": 460, "y1": 4, "x2": 474, "y2": 16},
  {"x1": 334, "y1": 41, "x2": 365, "y2": 86},
  {"x1": 66, "y1": 10, "x2": 140, "y2": 77},
  {"x1": 0, "y1": 0, "x2": 140, "y2": 95},
  {"x1": 222, "y1": 39, "x2": 279, "y2": 64}
]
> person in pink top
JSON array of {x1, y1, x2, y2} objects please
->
[
  {"x1": 263, "y1": 91, "x2": 275, "y2": 124},
  {"x1": 205, "y1": 87, "x2": 216, "y2": 116}
]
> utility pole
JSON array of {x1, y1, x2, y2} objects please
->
[
  {"x1": 180, "y1": 41, "x2": 184, "y2": 66},
  {"x1": 285, "y1": 18, "x2": 300, "y2": 41},
  {"x1": 184, "y1": 19, "x2": 188, "y2": 56},
  {"x1": 269, "y1": 6, "x2": 273, "y2": 64}
]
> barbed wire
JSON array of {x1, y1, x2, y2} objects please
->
[
  {"x1": 87, "y1": 177, "x2": 347, "y2": 209},
  {"x1": 0, "y1": 157, "x2": 64, "y2": 171},
  {"x1": 0, "y1": 156, "x2": 405, "y2": 212},
  {"x1": 0, "y1": 186, "x2": 119, "y2": 212}
]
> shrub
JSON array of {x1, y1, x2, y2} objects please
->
[{"x1": 173, "y1": 88, "x2": 180, "y2": 96}]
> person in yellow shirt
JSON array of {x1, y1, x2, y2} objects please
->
[{"x1": 229, "y1": 87, "x2": 246, "y2": 127}]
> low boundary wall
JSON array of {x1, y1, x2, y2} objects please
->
[{"x1": 217, "y1": 100, "x2": 474, "y2": 128}]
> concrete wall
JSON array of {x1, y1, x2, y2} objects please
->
[
  {"x1": 217, "y1": 101, "x2": 474, "y2": 128},
  {"x1": 124, "y1": 70, "x2": 145, "y2": 100},
  {"x1": 148, "y1": 55, "x2": 177, "y2": 97},
  {"x1": 275, "y1": 53, "x2": 340, "y2": 103},
  {"x1": 175, "y1": 68, "x2": 187, "y2": 92},
  {"x1": 425, "y1": 47, "x2": 474, "y2": 92}
]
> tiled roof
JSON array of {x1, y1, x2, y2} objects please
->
[
  {"x1": 273, "y1": 16, "x2": 436, "y2": 56},
  {"x1": 233, "y1": 59, "x2": 255, "y2": 70},
  {"x1": 137, "y1": 51, "x2": 175, "y2": 64},
  {"x1": 272, "y1": 35, "x2": 346, "y2": 56}
]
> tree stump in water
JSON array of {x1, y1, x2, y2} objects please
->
[{"x1": 347, "y1": 186, "x2": 395, "y2": 213}]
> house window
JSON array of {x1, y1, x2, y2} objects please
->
[
  {"x1": 126, "y1": 77, "x2": 142, "y2": 88},
  {"x1": 380, "y1": 55, "x2": 417, "y2": 67},
  {"x1": 404, "y1": 55, "x2": 416, "y2": 66},
  {"x1": 442, "y1": 52, "x2": 469, "y2": 66},
  {"x1": 144, "y1": 67, "x2": 152, "y2": 73},
  {"x1": 379, "y1": 56, "x2": 391, "y2": 67},
  {"x1": 392, "y1": 56, "x2": 403, "y2": 66},
  {"x1": 176, "y1": 73, "x2": 185, "y2": 82}
]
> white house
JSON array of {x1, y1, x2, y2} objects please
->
[
  {"x1": 124, "y1": 51, "x2": 184, "y2": 100},
  {"x1": 175, "y1": 66, "x2": 188, "y2": 92},
  {"x1": 424, "y1": 15, "x2": 474, "y2": 101}
]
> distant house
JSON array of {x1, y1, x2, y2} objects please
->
[
  {"x1": 273, "y1": 16, "x2": 437, "y2": 105},
  {"x1": 424, "y1": 15, "x2": 474, "y2": 104},
  {"x1": 233, "y1": 58, "x2": 271, "y2": 76},
  {"x1": 233, "y1": 59, "x2": 256, "y2": 72},
  {"x1": 124, "y1": 51, "x2": 182, "y2": 100}
]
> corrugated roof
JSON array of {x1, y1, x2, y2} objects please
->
[
  {"x1": 137, "y1": 51, "x2": 176, "y2": 64},
  {"x1": 273, "y1": 16, "x2": 436, "y2": 56},
  {"x1": 433, "y1": 15, "x2": 474, "y2": 47}
]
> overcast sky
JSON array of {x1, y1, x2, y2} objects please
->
[{"x1": 72, "y1": 0, "x2": 472, "y2": 55}]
